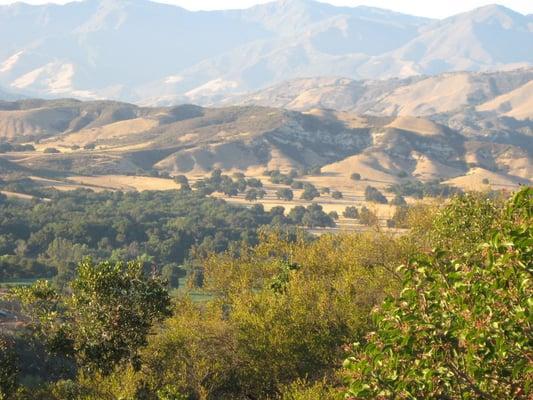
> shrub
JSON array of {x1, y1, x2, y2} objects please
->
[
  {"x1": 364, "y1": 186, "x2": 387, "y2": 204},
  {"x1": 245, "y1": 189, "x2": 259, "y2": 202},
  {"x1": 397, "y1": 170, "x2": 408, "y2": 178},
  {"x1": 390, "y1": 194, "x2": 407, "y2": 206},
  {"x1": 276, "y1": 188, "x2": 294, "y2": 201},
  {"x1": 291, "y1": 181, "x2": 304, "y2": 190},
  {"x1": 343, "y1": 206, "x2": 358, "y2": 219},
  {"x1": 331, "y1": 191, "x2": 343, "y2": 200},
  {"x1": 43, "y1": 147, "x2": 61, "y2": 154},
  {"x1": 300, "y1": 184, "x2": 320, "y2": 201},
  {"x1": 350, "y1": 173, "x2": 361, "y2": 181},
  {"x1": 344, "y1": 188, "x2": 532, "y2": 399},
  {"x1": 359, "y1": 206, "x2": 378, "y2": 226}
]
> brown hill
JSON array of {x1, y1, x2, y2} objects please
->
[{"x1": 0, "y1": 97, "x2": 530, "y2": 189}]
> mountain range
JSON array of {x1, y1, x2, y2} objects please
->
[
  {"x1": 0, "y1": 0, "x2": 532, "y2": 105},
  {"x1": 0, "y1": 67, "x2": 531, "y2": 191}
]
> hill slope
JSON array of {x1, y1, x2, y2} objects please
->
[{"x1": 0, "y1": 95, "x2": 530, "y2": 188}]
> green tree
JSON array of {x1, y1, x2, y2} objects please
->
[
  {"x1": 276, "y1": 188, "x2": 294, "y2": 201},
  {"x1": 359, "y1": 206, "x2": 378, "y2": 226},
  {"x1": 390, "y1": 194, "x2": 407, "y2": 206},
  {"x1": 343, "y1": 206, "x2": 358, "y2": 219},
  {"x1": 13, "y1": 259, "x2": 172, "y2": 376},
  {"x1": 364, "y1": 186, "x2": 387, "y2": 204},
  {"x1": 344, "y1": 188, "x2": 532, "y2": 399},
  {"x1": 245, "y1": 189, "x2": 259, "y2": 202},
  {"x1": 300, "y1": 184, "x2": 320, "y2": 201},
  {"x1": 0, "y1": 335, "x2": 18, "y2": 399},
  {"x1": 350, "y1": 173, "x2": 361, "y2": 181},
  {"x1": 331, "y1": 191, "x2": 343, "y2": 200}
]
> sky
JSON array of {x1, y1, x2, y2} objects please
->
[{"x1": 0, "y1": 0, "x2": 532, "y2": 18}]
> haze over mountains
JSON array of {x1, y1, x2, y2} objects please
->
[{"x1": 0, "y1": 0, "x2": 532, "y2": 105}]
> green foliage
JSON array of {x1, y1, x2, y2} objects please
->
[
  {"x1": 430, "y1": 191, "x2": 502, "y2": 255},
  {"x1": 291, "y1": 181, "x2": 304, "y2": 190},
  {"x1": 0, "y1": 335, "x2": 18, "y2": 399},
  {"x1": 390, "y1": 194, "x2": 407, "y2": 206},
  {"x1": 388, "y1": 179, "x2": 462, "y2": 199},
  {"x1": 0, "y1": 188, "x2": 307, "y2": 281},
  {"x1": 278, "y1": 379, "x2": 342, "y2": 400},
  {"x1": 359, "y1": 206, "x2": 378, "y2": 226},
  {"x1": 343, "y1": 206, "x2": 358, "y2": 219},
  {"x1": 104, "y1": 231, "x2": 402, "y2": 399},
  {"x1": 350, "y1": 173, "x2": 361, "y2": 181},
  {"x1": 364, "y1": 186, "x2": 388, "y2": 204},
  {"x1": 344, "y1": 188, "x2": 532, "y2": 399},
  {"x1": 331, "y1": 191, "x2": 343, "y2": 200},
  {"x1": 300, "y1": 184, "x2": 320, "y2": 201},
  {"x1": 12, "y1": 259, "x2": 172, "y2": 376},
  {"x1": 276, "y1": 188, "x2": 294, "y2": 201}
]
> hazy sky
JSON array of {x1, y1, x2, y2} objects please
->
[{"x1": 0, "y1": 0, "x2": 532, "y2": 18}]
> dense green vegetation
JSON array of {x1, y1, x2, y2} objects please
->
[
  {"x1": 344, "y1": 189, "x2": 532, "y2": 399},
  {"x1": 0, "y1": 188, "x2": 530, "y2": 399},
  {"x1": 388, "y1": 179, "x2": 462, "y2": 199},
  {"x1": 0, "y1": 186, "x2": 331, "y2": 283}
]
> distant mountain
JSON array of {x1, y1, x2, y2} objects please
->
[
  {"x1": 357, "y1": 5, "x2": 533, "y2": 78},
  {"x1": 228, "y1": 68, "x2": 533, "y2": 116},
  {"x1": 0, "y1": 0, "x2": 531, "y2": 104}
]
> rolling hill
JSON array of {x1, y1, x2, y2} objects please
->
[{"x1": 0, "y1": 82, "x2": 530, "y2": 189}]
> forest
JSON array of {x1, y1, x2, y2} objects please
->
[
  {"x1": 0, "y1": 177, "x2": 334, "y2": 284},
  {"x1": 0, "y1": 187, "x2": 531, "y2": 399}
]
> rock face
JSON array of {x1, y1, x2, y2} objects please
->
[{"x1": 0, "y1": 0, "x2": 531, "y2": 104}]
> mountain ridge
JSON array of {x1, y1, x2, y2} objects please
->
[{"x1": 0, "y1": 0, "x2": 531, "y2": 105}]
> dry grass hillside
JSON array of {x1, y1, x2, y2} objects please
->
[{"x1": 0, "y1": 68, "x2": 531, "y2": 198}]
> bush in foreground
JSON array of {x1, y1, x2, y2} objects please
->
[{"x1": 344, "y1": 188, "x2": 532, "y2": 399}]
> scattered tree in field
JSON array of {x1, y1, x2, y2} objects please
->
[
  {"x1": 247, "y1": 178, "x2": 263, "y2": 188},
  {"x1": 359, "y1": 206, "x2": 378, "y2": 226},
  {"x1": 328, "y1": 211, "x2": 339, "y2": 220},
  {"x1": 331, "y1": 191, "x2": 343, "y2": 200},
  {"x1": 300, "y1": 184, "x2": 320, "y2": 201},
  {"x1": 343, "y1": 206, "x2": 358, "y2": 219},
  {"x1": 482, "y1": 178, "x2": 489, "y2": 184},
  {"x1": 388, "y1": 180, "x2": 461, "y2": 199},
  {"x1": 365, "y1": 186, "x2": 388, "y2": 204},
  {"x1": 390, "y1": 194, "x2": 407, "y2": 206},
  {"x1": 245, "y1": 189, "x2": 259, "y2": 202},
  {"x1": 320, "y1": 187, "x2": 330, "y2": 195},
  {"x1": 350, "y1": 173, "x2": 361, "y2": 181},
  {"x1": 291, "y1": 181, "x2": 304, "y2": 190},
  {"x1": 276, "y1": 188, "x2": 294, "y2": 201},
  {"x1": 43, "y1": 147, "x2": 60, "y2": 154}
]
